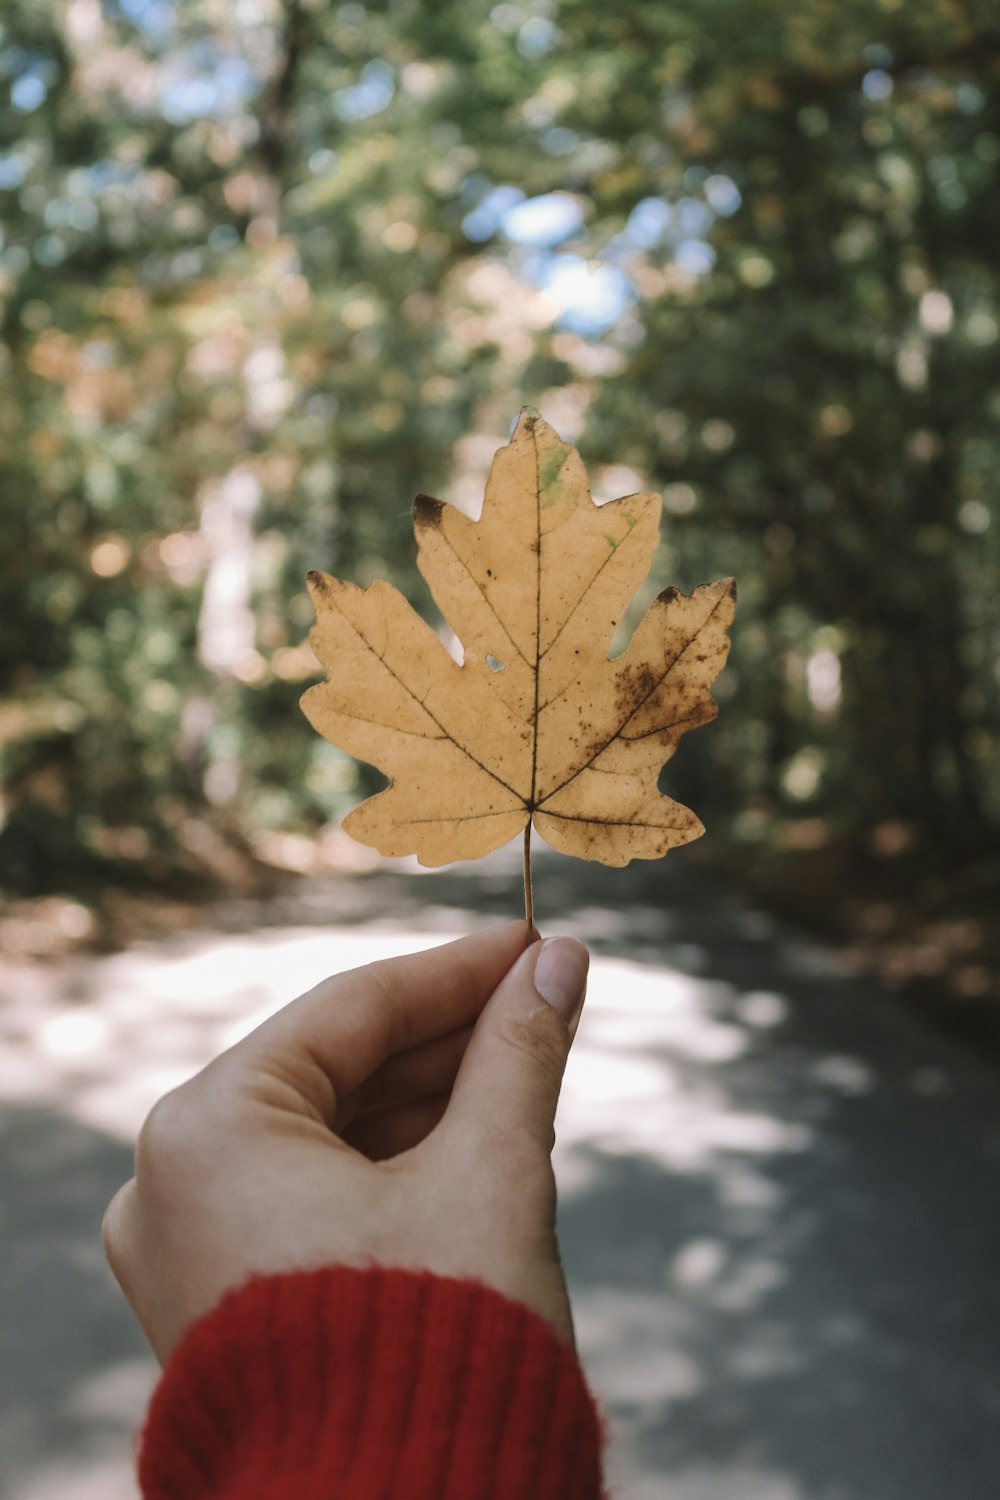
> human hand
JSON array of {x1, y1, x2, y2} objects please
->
[{"x1": 102, "y1": 922, "x2": 589, "y2": 1364}]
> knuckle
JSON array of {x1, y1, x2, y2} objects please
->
[
  {"x1": 101, "y1": 1180, "x2": 135, "y2": 1279},
  {"x1": 134, "y1": 1083, "x2": 200, "y2": 1180}
]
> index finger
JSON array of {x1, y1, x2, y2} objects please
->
[{"x1": 221, "y1": 920, "x2": 530, "y2": 1118}]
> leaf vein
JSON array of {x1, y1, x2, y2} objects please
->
[
  {"x1": 382, "y1": 808, "x2": 523, "y2": 825},
  {"x1": 536, "y1": 810, "x2": 692, "y2": 830}
]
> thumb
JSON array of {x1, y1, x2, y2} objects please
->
[{"x1": 444, "y1": 937, "x2": 589, "y2": 1152}]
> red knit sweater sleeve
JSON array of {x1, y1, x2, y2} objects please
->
[{"x1": 138, "y1": 1265, "x2": 606, "y2": 1500}]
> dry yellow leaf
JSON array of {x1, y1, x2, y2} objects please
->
[{"x1": 301, "y1": 410, "x2": 735, "y2": 870}]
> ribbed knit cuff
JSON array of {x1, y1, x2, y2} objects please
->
[{"x1": 139, "y1": 1265, "x2": 605, "y2": 1500}]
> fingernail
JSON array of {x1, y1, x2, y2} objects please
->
[{"x1": 533, "y1": 938, "x2": 590, "y2": 1022}]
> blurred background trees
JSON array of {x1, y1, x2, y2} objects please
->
[{"x1": 1, "y1": 0, "x2": 997, "y2": 984}]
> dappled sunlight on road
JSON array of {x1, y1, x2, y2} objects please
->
[
  {"x1": 1, "y1": 929, "x2": 466, "y2": 1143},
  {"x1": 561, "y1": 956, "x2": 812, "y2": 1180},
  {"x1": 0, "y1": 924, "x2": 809, "y2": 1168}
]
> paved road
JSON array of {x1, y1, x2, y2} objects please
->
[{"x1": 2, "y1": 846, "x2": 1000, "y2": 1499}]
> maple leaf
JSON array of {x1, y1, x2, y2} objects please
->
[{"x1": 301, "y1": 410, "x2": 735, "y2": 870}]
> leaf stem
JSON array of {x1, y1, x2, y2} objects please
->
[{"x1": 522, "y1": 821, "x2": 534, "y2": 934}]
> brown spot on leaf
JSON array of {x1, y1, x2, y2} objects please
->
[
  {"x1": 614, "y1": 660, "x2": 660, "y2": 723},
  {"x1": 413, "y1": 493, "x2": 445, "y2": 530},
  {"x1": 306, "y1": 569, "x2": 330, "y2": 596}
]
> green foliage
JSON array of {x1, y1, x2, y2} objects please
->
[{"x1": 1, "y1": 0, "x2": 997, "y2": 893}]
